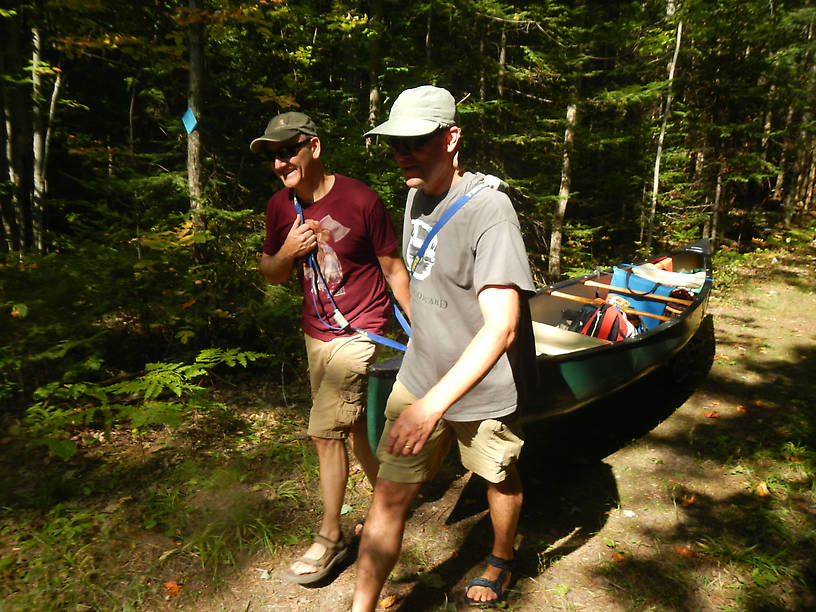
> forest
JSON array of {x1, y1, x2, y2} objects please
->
[{"x1": 1, "y1": 0, "x2": 816, "y2": 607}]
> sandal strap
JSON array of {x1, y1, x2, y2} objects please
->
[
  {"x1": 486, "y1": 554, "x2": 514, "y2": 571},
  {"x1": 313, "y1": 533, "x2": 344, "y2": 552}
]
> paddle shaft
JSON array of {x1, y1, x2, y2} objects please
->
[
  {"x1": 548, "y1": 290, "x2": 672, "y2": 322},
  {"x1": 582, "y1": 279, "x2": 693, "y2": 306}
]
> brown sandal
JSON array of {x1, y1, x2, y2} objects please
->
[{"x1": 283, "y1": 533, "x2": 349, "y2": 585}]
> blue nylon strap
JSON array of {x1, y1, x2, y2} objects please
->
[
  {"x1": 293, "y1": 194, "x2": 409, "y2": 351},
  {"x1": 409, "y1": 181, "x2": 488, "y2": 275}
]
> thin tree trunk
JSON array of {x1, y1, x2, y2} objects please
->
[
  {"x1": 548, "y1": 102, "x2": 577, "y2": 280},
  {"x1": 711, "y1": 165, "x2": 723, "y2": 246},
  {"x1": 647, "y1": 18, "x2": 683, "y2": 251},
  {"x1": 368, "y1": 0, "x2": 382, "y2": 130},
  {"x1": 31, "y1": 26, "x2": 45, "y2": 252},
  {"x1": 425, "y1": 8, "x2": 431, "y2": 67},
  {"x1": 1, "y1": 9, "x2": 31, "y2": 253},
  {"x1": 187, "y1": 0, "x2": 204, "y2": 224},
  {"x1": 497, "y1": 26, "x2": 506, "y2": 98},
  {"x1": 479, "y1": 29, "x2": 486, "y2": 102},
  {"x1": 772, "y1": 105, "x2": 795, "y2": 200}
]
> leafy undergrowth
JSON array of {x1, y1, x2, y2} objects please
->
[
  {"x1": 0, "y1": 375, "x2": 348, "y2": 611},
  {"x1": 2, "y1": 242, "x2": 815, "y2": 611},
  {"x1": 518, "y1": 243, "x2": 816, "y2": 612}
]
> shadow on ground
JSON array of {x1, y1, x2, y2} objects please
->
[{"x1": 390, "y1": 317, "x2": 716, "y2": 610}]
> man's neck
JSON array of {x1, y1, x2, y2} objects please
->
[
  {"x1": 295, "y1": 172, "x2": 334, "y2": 204},
  {"x1": 421, "y1": 168, "x2": 463, "y2": 197}
]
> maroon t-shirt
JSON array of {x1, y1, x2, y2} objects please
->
[{"x1": 263, "y1": 174, "x2": 399, "y2": 341}]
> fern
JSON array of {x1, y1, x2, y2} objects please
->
[{"x1": 25, "y1": 349, "x2": 268, "y2": 458}]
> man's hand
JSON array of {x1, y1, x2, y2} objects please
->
[
  {"x1": 283, "y1": 215, "x2": 318, "y2": 259},
  {"x1": 385, "y1": 397, "x2": 445, "y2": 456}
]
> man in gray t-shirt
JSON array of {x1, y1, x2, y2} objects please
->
[{"x1": 352, "y1": 86, "x2": 535, "y2": 611}]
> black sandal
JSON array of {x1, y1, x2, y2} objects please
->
[{"x1": 464, "y1": 554, "x2": 513, "y2": 608}]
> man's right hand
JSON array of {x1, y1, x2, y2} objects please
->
[{"x1": 283, "y1": 215, "x2": 318, "y2": 258}]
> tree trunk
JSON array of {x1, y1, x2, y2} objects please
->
[
  {"x1": 479, "y1": 28, "x2": 486, "y2": 102},
  {"x1": 187, "y1": 0, "x2": 204, "y2": 224},
  {"x1": 425, "y1": 7, "x2": 432, "y2": 68},
  {"x1": 772, "y1": 105, "x2": 795, "y2": 201},
  {"x1": 1, "y1": 8, "x2": 32, "y2": 253},
  {"x1": 497, "y1": 26, "x2": 506, "y2": 98},
  {"x1": 647, "y1": 18, "x2": 683, "y2": 251},
  {"x1": 368, "y1": 0, "x2": 382, "y2": 129},
  {"x1": 710, "y1": 165, "x2": 724, "y2": 246},
  {"x1": 548, "y1": 102, "x2": 577, "y2": 280}
]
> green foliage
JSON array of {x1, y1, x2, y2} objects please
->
[{"x1": 23, "y1": 348, "x2": 268, "y2": 459}]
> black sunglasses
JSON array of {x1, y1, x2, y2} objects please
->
[
  {"x1": 387, "y1": 129, "x2": 445, "y2": 153},
  {"x1": 264, "y1": 138, "x2": 312, "y2": 161}
]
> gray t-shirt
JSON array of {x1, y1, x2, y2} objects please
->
[{"x1": 398, "y1": 172, "x2": 536, "y2": 422}]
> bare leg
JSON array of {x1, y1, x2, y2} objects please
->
[
  {"x1": 349, "y1": 418, "x2": 379, "y2": 489},
  {"x1": 465, "y1": 464, "x2": 523, "y2": 604},
  {"x1": 289, "y1": 436, "x2": 348, "y2": 576},
  {"x1": 352, "y1": 478, "x2": 421, "y2": 612}
]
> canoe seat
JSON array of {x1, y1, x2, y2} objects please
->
[{"x1": 532, "y1": 321, "x2": 609, "y2": 356}]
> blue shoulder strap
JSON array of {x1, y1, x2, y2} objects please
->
[
  {"x1": 409, "y1": 181, "x2": 489, "y2": 275},
  {"x1": 292, "y1": 195, "x2": 410, "y2": 351}
]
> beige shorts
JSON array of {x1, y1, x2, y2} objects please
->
[
  {"x1": 376, "y1": 381, "x2": 524, "y2": 484},
  {"x1": 304, "y1": 334, "x2": 377, "y2": 439}
]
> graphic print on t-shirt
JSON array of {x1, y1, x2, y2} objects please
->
[
  {"x1": 303, "y1": 214, "x2": 351, "y2": 296},
  {"x1": 407, "y1": 217, "x2": 436, "y2": 280}
]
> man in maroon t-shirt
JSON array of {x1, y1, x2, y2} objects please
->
[{"x1": 251, "y1": 112, "x2": 410, "y2": 585}]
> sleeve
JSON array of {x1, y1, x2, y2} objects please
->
[
  {"x1": 366, "y1": 193, "x2": 400, "y2": 256},
  {"x1": 262, "y1": 193, "x2": 289, "y2": 256},
  {"x1": 472, "y1": 196, "x2": 535, "y2": 295}
]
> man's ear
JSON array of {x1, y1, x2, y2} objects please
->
[
  {"x1": 446, "y1": 126, "x2": 461, "y2": 153},
  {"x1": 309, "y1": 136, "x2": 321, "y2": 159}
]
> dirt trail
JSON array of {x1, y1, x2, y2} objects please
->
[{"x1": 190, "y1": 245, "x2": 816, "y2": 612}]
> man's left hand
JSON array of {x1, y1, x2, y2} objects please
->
[{"x1": 385, "y1": 398, "x2": 444, "y2": 456}]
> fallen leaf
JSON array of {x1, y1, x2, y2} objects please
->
[
  {"x1": 710, "y1": 401, "x2": 721, "y2": 406},
  {"x1": 681, "y1": 494, "x2": 696, "y2": 507},
  {"x1": 786, "y1": 456, "x2": 802, "y2": 463},
  {"x1": 674, "y1": 545, "x2": 695, "y2": 558},
  {"x1": 611, "y1": 552, "x2": 625, "y2": 562},
  {"x1": 379, "y1": 595, "x2": 397, "y2": 609},
  {"x1": 164, "y1": 580, "x2": 182, "y2": 597},
  {"x1": 704, "y1": 411, "x2": 720, "y2": 418},
  {"x1": 754, "y1": 399, "x2": 763, "y2": 407},
  {"x1": 736, "y1": 405, "x2": 748, "y2": 413},
  {"x1": 756, "y1": 481, "x2": 771, "y2": 497}
]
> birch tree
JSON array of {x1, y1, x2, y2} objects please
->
[
  {"x1": 548, "y1": 102, "x2": 576, "y2": 280},
  {"x1": 646, "y1": 15, "x2": 683, "y2": 251}
]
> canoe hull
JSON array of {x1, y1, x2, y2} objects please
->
[{"x1": 366, "y1": 239, "x2": 713, "y2": 447}]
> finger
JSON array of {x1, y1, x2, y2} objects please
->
[{"x1": 291, "y1": 214, "x2": 302, "y2": 230}]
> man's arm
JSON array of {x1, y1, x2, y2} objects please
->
[
  {"x1": 377, "y1": 247, "x2": 411, "y2": 320},
  {"x1": 384, "y1": 285, "x2": 520, "y2": 456},
  {"x1": 259, "y1": 215, "x2": 317, "y2": 285}
]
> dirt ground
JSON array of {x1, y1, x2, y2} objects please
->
[{"x1": 187, "y1": 245, "x2": 816, "y2": 612}]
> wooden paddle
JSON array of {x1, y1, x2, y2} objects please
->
[
  {"x1": 581, "y1": 279, "x2": 693, "y2": 306},
  {"x1": 547, "y1": 290, "x2": 672, "y2": 322}
]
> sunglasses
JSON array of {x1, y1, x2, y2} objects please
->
[
  {"x1": 387, "y1": 129, "x2": 445, "y2": 153},
  {"x1": 264, "y1": 138, "x2": 312, "y2": 161}
]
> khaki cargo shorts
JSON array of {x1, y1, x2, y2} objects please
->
[
  {"x1": 376, "y1": 380, "x2": 524, "y2": 484},
  {"x1": 304, "y1": 333, "x2": 377, "y2": 439}
]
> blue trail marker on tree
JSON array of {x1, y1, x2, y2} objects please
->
[{"x1": 181, "y1": 107, "x2": 198, "y2": 134}]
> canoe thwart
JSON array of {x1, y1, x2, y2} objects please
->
[
  {"x1": 581, "y1": 279, "x2": 693, "y2": 306},
  {"x1": 546, "y1": 289, "x2": 672, "y2": 322}
]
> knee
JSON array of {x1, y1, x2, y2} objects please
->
[{"x1": 371, "y1": 480, "x2": 419, "y2": 516}]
